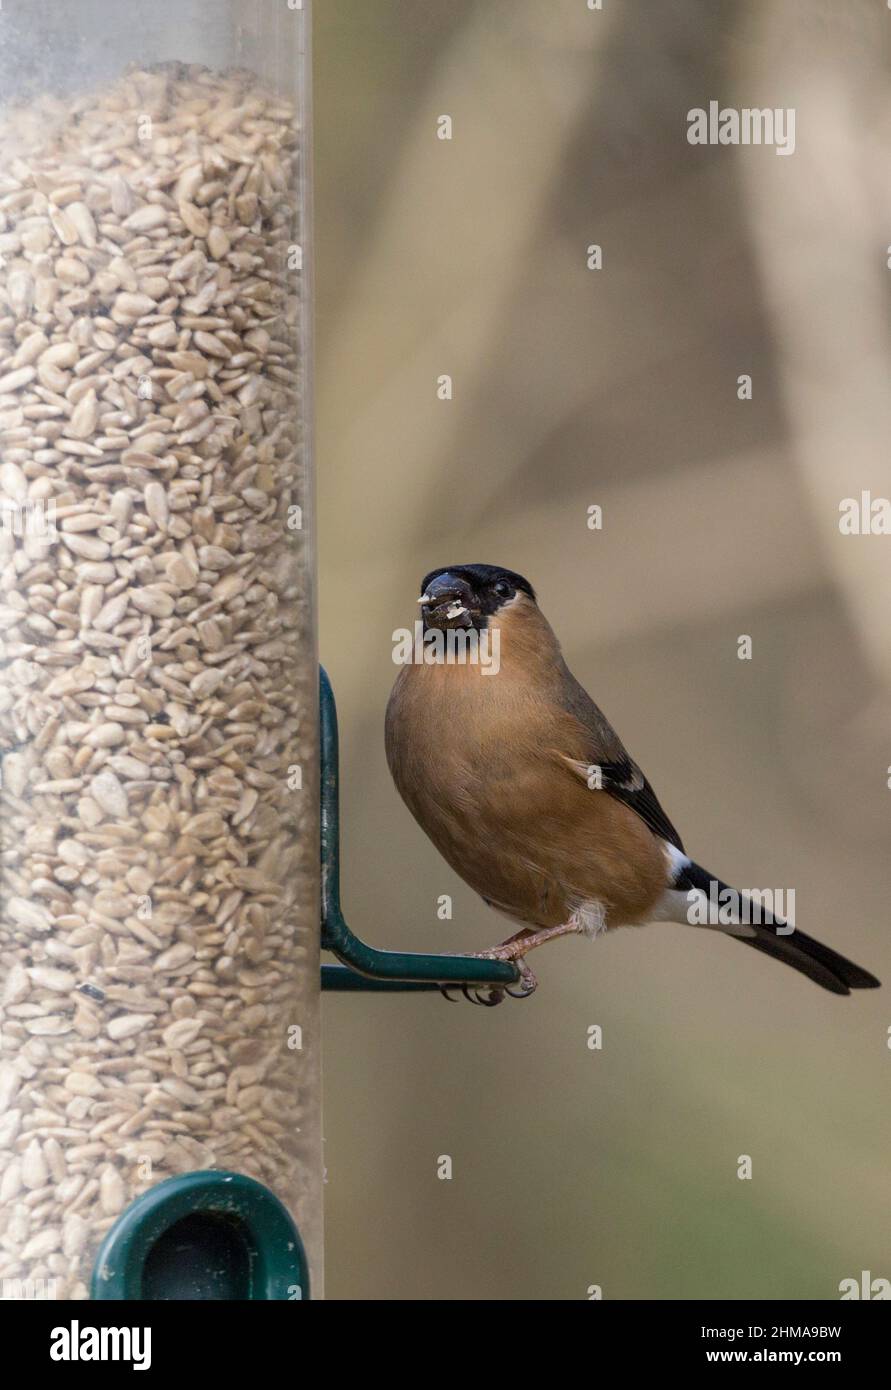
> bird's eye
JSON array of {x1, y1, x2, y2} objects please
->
[{"x1": 493, "y1": 579, "x2": 513, "y2": 599}]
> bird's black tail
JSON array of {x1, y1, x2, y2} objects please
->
[{"x1": 677, "y1": 862, "x2": 880, "y2": 996}]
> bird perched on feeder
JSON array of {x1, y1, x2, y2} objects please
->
[{"x1": 385, "y1": 563, "x2": 880, "y2": 1004}]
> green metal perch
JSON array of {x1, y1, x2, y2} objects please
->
[{"x1": 318, "y1": 667, "x2": 520, "y2": 993}]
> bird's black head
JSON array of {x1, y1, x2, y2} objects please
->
[{"x1": 417, "y1": 564, "x2": 536, "y2": 630}]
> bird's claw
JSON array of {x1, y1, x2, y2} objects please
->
[
  {"x1": 466, "y1": 984, "x2": 505, "y2": 1006},
  {"x1": 505, "y1": 960, "x2": 538, "y2": 998},
  {"x1": 438, "y1": 983, "x2": 504, "y2": 1005},
  {"x1": 438, "y1": 958, "x2": 538, "y2": 1004}
]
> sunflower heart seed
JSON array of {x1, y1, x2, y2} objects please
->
[{"x1": 88, "y1": 770, "x2": 129, "y2": 817}]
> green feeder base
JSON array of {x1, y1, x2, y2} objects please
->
[{"x1": 91, "y1": 1171, "x2": 309, "y2": 1300}]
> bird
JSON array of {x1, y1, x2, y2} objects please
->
[{"x1": 385, "y1": 563, "x2": 880, "y2": 1004}]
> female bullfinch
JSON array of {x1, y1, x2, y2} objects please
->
[{"x1": 385, "y1": 564, "x2": 880, "y2": 1003}]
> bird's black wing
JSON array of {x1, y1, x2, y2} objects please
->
[
  {"x1": 593, "y1": 756, "x2": 685, "y2": 854},
  {"x1": 555, "y1": 664, "x2": 686, "y2": 854}
]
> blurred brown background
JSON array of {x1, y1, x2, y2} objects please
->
[{"x1": 314, "y1": 0, "x2": 891, "y2": 1299}]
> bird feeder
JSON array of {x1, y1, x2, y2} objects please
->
[
  {"x1": 0, "y1": 0, "x2": 320, "y2": 1301},
  {"x1": 0, "y1": 0, "x2": 520, "y2": 1303}
]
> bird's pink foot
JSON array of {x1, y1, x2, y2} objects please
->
[
  {"x1": 440, "y1": 921, "x2": 581, "y2": 1004},
  {"x1": 473, "y1": 919, "x2": 582, "y2": 963},
  {"x1": 439, "y1": 956, "x2": 537, "y2": 1005}
]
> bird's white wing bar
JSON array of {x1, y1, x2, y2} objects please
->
[{"x1": 662, "y1": 840, "x2": 691, "y2": 884}]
